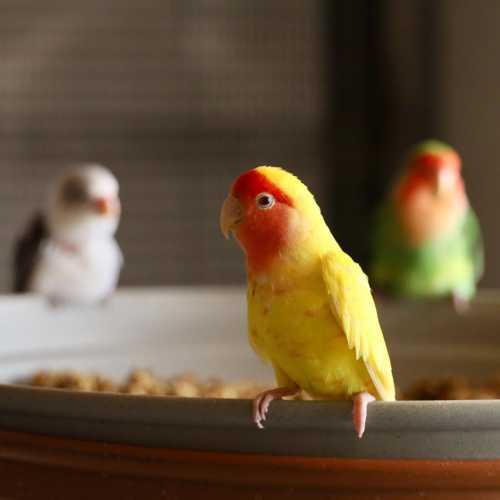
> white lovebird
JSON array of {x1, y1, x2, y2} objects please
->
[{"x1": 13, "y1": 164, "x2": 123, "y2": 305}]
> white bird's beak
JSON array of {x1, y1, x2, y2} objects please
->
[{"x1": 94, "y1": 197, "x2": 120, "y2": 216}]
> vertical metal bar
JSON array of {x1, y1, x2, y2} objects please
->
[{"x1": 327, "y1": 0, "x2": 440, "y2": 265}]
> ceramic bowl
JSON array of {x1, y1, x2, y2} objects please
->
[{"x1": 0, "y1": 287, "x2": 499, "y2": 499}]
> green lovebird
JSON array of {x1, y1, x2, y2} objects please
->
[{"x1": 371, "y1": 140, "x2": 483, "y2": 310}]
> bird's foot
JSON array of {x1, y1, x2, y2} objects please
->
[
  {"x1": 48, "y1": 296, "x2": 65, "y2": 308},
  {"x1": 352, "y1": 392, "x2": 376, "y2": 439},
  {"x1": 452, "y1": 292, "x2": 470, "y2": 314},
  {"x1": 99, "y1": 295, "x2": 112, "y2": 307},
  {"x1": 253, "y1": 386, "x2": 299, "y2": 429}
]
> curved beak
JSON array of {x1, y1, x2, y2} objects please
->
[
  {"x1": 95, "y1": 197, "x2": 111, "y2": 215},
  {"x1": 220, "y1": 195, "x2": 243, "y2": 239},
  {"x1": 435, "y1": 167, "x2": 455, "y2": 196},
  {"x1": 94, "y1": 196, "x2": 121, "y2": 216}
]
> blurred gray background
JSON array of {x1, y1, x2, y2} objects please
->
[
  {"x1": 0, "y1": 1, "x2": 328, "y2": 289},
  {"x1": 0, "y1": 0, "x2": 499, "y2": 290}
]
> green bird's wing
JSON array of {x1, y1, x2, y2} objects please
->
[
  {"x1": 464, "y1": 206, "x2": 484, "y2": 284},
  {"x1": 370, "y1": 201, "x2": 483, "y2": 299}
]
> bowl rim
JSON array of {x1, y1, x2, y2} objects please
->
[{"x1": 2, "y1": 383, "x2": 500, "y2": 460}]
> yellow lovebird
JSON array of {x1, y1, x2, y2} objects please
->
[{"x1": 220, "y1": 166, "x2": 395, "y2": 438}]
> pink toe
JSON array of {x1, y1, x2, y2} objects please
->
[{"x1": 352, "y1": 392, "x2": 376, "y2": 439}]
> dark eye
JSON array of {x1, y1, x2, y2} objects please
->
[
  {"x1": 61, "y1": 176, "x2": 88, "y2": 205},
  {"x1": 255, "y1": 192, "x2": 275, "y2": 210}
]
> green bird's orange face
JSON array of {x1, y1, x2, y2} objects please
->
[
  {"x1": 395, "y1": 148, "x2": 467, "y2": 245},
  {"x1": 220, "y1": 167, "x2": 307, "y2": 274},
  {"x1": 396, "y1": 150, "x2": 464, "y2": 203}
]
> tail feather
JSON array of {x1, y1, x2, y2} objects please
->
[{"x1": 13, "y1": 212, "x2": 47, "y2": 293}]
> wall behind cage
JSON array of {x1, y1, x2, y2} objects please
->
[{"x1": 0, "y1": 1, "x2": 330, "y2": 290}]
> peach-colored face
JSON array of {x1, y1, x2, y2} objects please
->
[
  {"x1": 396, "y1": 152, "x2": 463, "y2": 204},
  {"x1": 395, "y1": 152, "x2": 467, "y2": 245},
  {"x1": 220, "y1": 170, "x2": 296, "y2": 273}
]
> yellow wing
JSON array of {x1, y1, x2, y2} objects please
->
[{"x1": 321, "y1": 250, "x2": 396, "y2": 401}]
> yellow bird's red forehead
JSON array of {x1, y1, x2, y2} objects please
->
[{"x1": 232, "y1": 169, "x2": 294, "y2": 207}]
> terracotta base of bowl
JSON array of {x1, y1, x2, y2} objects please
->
[{"x1": 0, "y1": 429, "x2": 498, "y2": 499}]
